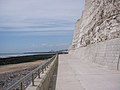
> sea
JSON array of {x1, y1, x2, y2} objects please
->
[
  {"x1": 0, "y1": 52, "x2": 55, "y2": 58},
  {"x1": 0, "y1": 53, "x2": 37, "y2": 58}
]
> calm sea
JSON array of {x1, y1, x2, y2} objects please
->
[
  {"x1": 0, "y1": 53, "x2": 36, "y2": 58},
  {"x1": 0, "y1": 52, "x2": 55, "y2": 58}
]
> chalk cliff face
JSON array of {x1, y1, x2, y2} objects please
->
[
  {"x1": 70, "y1": 0, "x2": 120, "y2": 70},
  {"x1": 71, "y1": 0, "x2": 120, "y2": 49}
]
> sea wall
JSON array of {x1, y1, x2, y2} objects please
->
[
  {"x1": 70, "y1": 0, "x2": 120, "y2": 70},
  {"x1": 69, "y1": 38, "x2": 120, "y2": 70}
]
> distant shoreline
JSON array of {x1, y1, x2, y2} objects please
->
[
  {"x1": 0, "y1": 52, "x2": 55, "y2": 58},
  {"x1": 0, "y1": 53, "x2": 55, "y2": 65}
]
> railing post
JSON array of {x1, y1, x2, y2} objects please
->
[
  {"x1": 20, "y1": 82, "x2": 24, "y2": 90},
  {"x1": 45, "y1": 66, "x2": 47, "y2": 71},
  {"x1": 42, "y1": 66, "x2": 44, "y2": 74},
  {"x1": 32, "y1": 74, "x2": 35, "y2": 86},
  {"x1": 47, "y1": 63, "x2": 49, "y2": 68},
  {"x1": 38, "y1": 69, "x2": 41, "y2": 78}
]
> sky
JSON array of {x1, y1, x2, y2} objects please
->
[{"x1": 0, "y1": 0, "x2": 84, "y2": 53}]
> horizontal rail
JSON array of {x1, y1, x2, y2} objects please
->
[{"x1": 6, "y1": 55, "x2": 57, "y2": 90}]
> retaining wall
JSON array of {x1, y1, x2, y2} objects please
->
[{"x1": 69, "y1": 38, "x2": 120, "y2": 70}]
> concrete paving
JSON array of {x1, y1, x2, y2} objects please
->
[{"x1": 56, "y1": 54, "x2": 120, "y2": 90}]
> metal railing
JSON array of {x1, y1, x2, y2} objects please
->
[
  {"x1": 6, "y1": 54, "x2": 58, "y2": 90},
  {"x1": 37, "y1": 54, "x2": 58, "y2": 90}
]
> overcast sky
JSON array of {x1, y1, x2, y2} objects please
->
[{"x1": 0, "y1": 0, "x2": 84, "y2": 53}]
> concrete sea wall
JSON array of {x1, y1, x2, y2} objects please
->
[{"x1": 69, "y1": 38, "x2": 120, "y2": 70}]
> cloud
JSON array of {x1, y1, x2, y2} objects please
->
[
  {"x1": 0, "y1": 0, "x2": 83, "y2": 18},
  {"x1": 29, "y1": 43, "x2": 69, "y2": 52},
  {"x1": 0, "y1": 18, "x2": 75, "y2": 36},
  {"x1": 0, "y1": 0, "x2": 83, "y2": 32}
]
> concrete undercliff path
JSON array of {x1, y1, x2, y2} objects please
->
[{"x1": 56, "y1": 54, "x2": 120, "y2": 90}]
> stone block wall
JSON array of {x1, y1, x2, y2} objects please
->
[{"x1": 70, "y1": 38, "x2": 120, "y2": 70}]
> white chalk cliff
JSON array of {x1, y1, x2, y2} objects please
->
[{"x1": 70, "y1": 0, "x2": 120, "y2": 70}]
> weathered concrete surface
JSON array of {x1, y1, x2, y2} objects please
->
[
  {"x1": 56, "y1": 54, "x2": 120, "y2": 90},
  {"x1": 70, "y1": 38, "x2": 120, "y2": 70}
]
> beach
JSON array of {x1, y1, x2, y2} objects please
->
[{"x1": 0, "y1": 60, "x2": 45, "y2": 90}]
